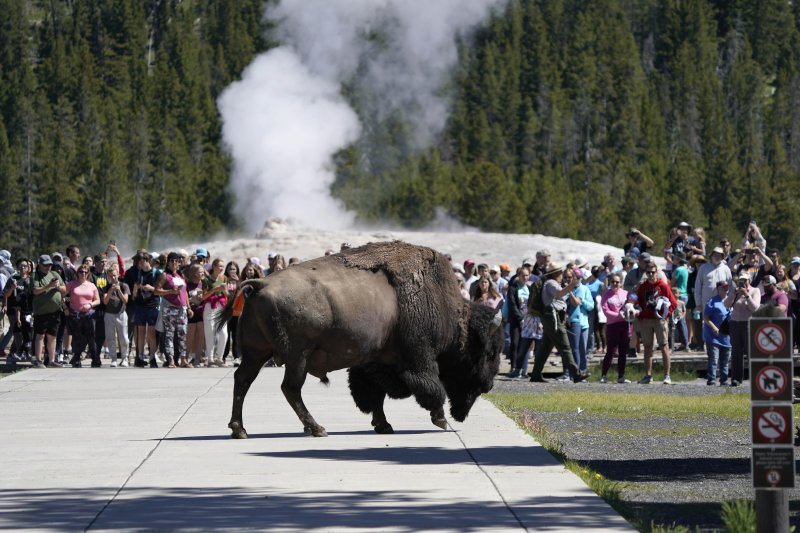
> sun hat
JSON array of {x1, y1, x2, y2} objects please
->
[
  {"x1": 691, "y1": 254, "x2": 707, "y2": 264},
  {"x1": 38, "y1": 254, "x2": 53, "y2": 265},
  {"x1": 573, "y1": 256, "x2": 588, "y2": 268},
  {"x1": 544, "y1": 262, "x2": 565, "y2": 277},
  {"x1": 711, "y1": 247, "x2": 724, "y2": 256}
]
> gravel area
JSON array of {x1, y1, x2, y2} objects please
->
[{"x1": 490, "y1": 376, "x2": 800, "y2": 531}]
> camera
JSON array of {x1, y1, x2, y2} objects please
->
[{"x1": 738, "y1": 279, "x2": 746, "y2": 288}]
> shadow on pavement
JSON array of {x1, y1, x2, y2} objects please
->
[
  {"x1": 0, "y1": 487, "x2": 622, "y2": 532},
  {"x1": 247, "y1": 444, "x2": 559, "y2": 467},
  {"x1": 585, "y1": 457, "x2": 751, "y2": 482}
]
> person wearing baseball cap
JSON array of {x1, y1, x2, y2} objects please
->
[
  {"x1": 761, "y1": 274, "x2": 789, "y2": 317},
  {"x1": 664, "y1": 222, "x2": 692, "y2": 279},
  {"x1": 31, "y1": 254, "x2": 67, "y2": 367},
  {"x1": 463, "y1": 260, "x2": 477, "y2": 288},
  {"x1": 488, "y1": 265, "x2": 508, "y2": 297},
  {"x1": 723, "y1": 271, "x2": 760, "y2": 386},
  {"x1": 529, "y1": 262, "x2": 585, "y2": 384},
  {"x1": 532, "y1": 249, "x2": 551, "y2": 277},
  {"x1": 702, "y1": 280, "x2": 733, "y2": 385}
]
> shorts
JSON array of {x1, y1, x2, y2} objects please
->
[
  {"x1": 33, "y1": 311, "x2": 61, "y2": 336},
  {"x1": 134, "y1": 306, "x2": 159, "y2": 327},
  {"x1": 639, "y1": 318, "x2": 668, "y2": 350}
]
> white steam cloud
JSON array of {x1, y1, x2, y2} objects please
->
[{"x1": 218, "y1": 0, "x2": 503, "y2": 232}]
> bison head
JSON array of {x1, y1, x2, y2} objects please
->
[{"x1": 441, "y1": 303, "x2": 502, "y2": 422}]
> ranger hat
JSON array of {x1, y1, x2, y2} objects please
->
[{"x1": 543, "y1": 262, "x2": 565, "y2": 278}]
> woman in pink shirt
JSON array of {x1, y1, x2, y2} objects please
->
[
  {"x1": 155, "y1": 253, "x2": 192, "y2": 368},
  {"x1": 599, "y1": 272, "x2": 630, "y2": 384},
  {"x1": 66, "y1": 266, "x2": 101, "y2": 367}
]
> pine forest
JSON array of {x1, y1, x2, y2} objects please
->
[{"x1": 2, "y1": 0, "x2": 800, "y2": 257}]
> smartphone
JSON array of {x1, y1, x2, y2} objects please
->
[{"x1": 738, "y1": 279, "x2": 746, "y2": 288}]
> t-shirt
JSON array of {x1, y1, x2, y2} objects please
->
[
  {"x1": 66, "y1": 281, "x2": 99, "y2": 314},
  {"x1": 5, "y1": 275, "x2": 32, "y2": 312},
  {"x1": 132, "y1": 268, "x2": 160, "y2": 309},
  {"x1": 542, "y1": 279, "x2": 566, "y2": 311},
  {"x1": 765, "y1": 289, "x2": 789, "y2": 317},
  {"x1": 100, "y1": 281, "x2": 130, "y2": 315},
  {"x1": 671, "y1": 265, "x2": 688, "y2": 297},
  {"x1": 31, "y1": 270, "x2": 64, "y2": 315}
]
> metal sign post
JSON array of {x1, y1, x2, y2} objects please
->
[{"x1": 749, "y1": 317, "x2": 794, "y2": 533}]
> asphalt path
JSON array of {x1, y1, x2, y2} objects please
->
[{"x1": 0, "y1": 368, "x2": 632, "y2": 532}]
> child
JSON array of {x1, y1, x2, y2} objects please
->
[{"x1": 670, "y1": 286, "x2": 688, "y2": 351}]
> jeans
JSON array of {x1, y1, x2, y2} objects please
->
[
  {"x1": 729, "y1": 320, "x2": 749, "y2": 382},
  {"x1": 602, "y1": 321, "x2": 629, "y2": 378},
  {"x1": 567, "y1": 322, "x2": 589, "y2": 375},
  {"x1": 707, "y1": 342, "x2": 731, "y2": 383},
  {"x1": 513, "y1": 337, "x2": 537, "y2": 375}
]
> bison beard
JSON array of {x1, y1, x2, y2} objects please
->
[{"x1": 216, "y1": 241, "x2": 502, "y2": 437}]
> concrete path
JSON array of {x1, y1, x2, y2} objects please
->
[{"x1": 0, "y1": 368, "x2": 633, "y2": 532}]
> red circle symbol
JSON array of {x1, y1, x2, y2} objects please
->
[
  {"x1": 755, "y1": 366, "x2": 788, "y2": 397},
  {"x1": 755, "y1": 324, "x2": 786, "y2": 354}
]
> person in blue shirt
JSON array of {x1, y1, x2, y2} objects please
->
[
  {"x1": 564, "y1": 266, "x2": 594, "y2": 380},
  {"x1": 703, "y1": 281, "x2": 732, "y2": 385}
]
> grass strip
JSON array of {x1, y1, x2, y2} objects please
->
[{"x1": 488, "y1": 390, "x2": 750, "y2": 419}]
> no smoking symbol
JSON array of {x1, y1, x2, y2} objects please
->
[
  {"x1": 766, "y1": 470, "x2": 782, "y2": 485},
  {"x1": 755, "y1": 366, "x2": 787, "y2": 397},
  {"x1": 757, "y1": 411, "x2": 788, "y2": 441}
]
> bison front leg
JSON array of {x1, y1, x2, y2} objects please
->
[
  {"x1": 401, "y1": 367, "x2": 448, "y2": 431},
  {"x1": 349, "y1": 365, "x2": 397, "y2": 434},
  {"x1": 228, "y1": 350, "x2": 269, "y2": 439},
  {"x1": 281, "y1": 353, "x2": 327, "y2": 437}
]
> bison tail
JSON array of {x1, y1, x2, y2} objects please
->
[{"x1": 214, "y1": 279, "x2": 266, "y2": 335}]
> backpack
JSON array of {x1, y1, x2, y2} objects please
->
[{"x1": 527, "y1": 278, "x2": 546, "y2": 317}]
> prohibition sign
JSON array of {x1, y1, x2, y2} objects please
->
[
  {"x1": 754, "y1": 365, "x2": 788, "y2": 398},
  {"x1": 755, "y1": 324, "x2": 786, "y2": 355},
  {"x1": 756, "y1": 409, "x2": 789, "y2": 441}
]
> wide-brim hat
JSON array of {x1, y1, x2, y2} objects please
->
[
  {"x1": 544, "y1": 262, "x2": 565, "y2": 277},
  {"x1": 690, "y1": 254, "x2": 707, "y2": 264},
  {"x1": 573, "y1": 256, "x2": 588, "y2": 268},
  {"x1": 711, "y1": 247, "x2": 725, "y2": 256}
]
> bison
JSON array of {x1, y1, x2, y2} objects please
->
[{"x1": 215, "y1": 241, "x2": 502, "y2": 437}]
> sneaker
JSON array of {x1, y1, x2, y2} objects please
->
[
  {"x1": 507, "y1": 370, "x2": 520, "y2": 378},
  {"x1": 134, "y1": 356, "x2": 147, "y2": 368},
  {"x1": 556, "y1": 376, "x2": 571, "y2": 383},
  {"x1": 46, "y1": 360, "x2": 63, "y2": 368},
  {"x1": 706, "y1": 379, "x2": 715, "y2": 386},
  {"x1": 719, "y1": 380, "x2": 728, "y2": 386},
  {"x1": 599, "y1": 375, "x2": 607, "y2": 384},
  {"x1": 233, "y1": 358, "x2": 241, "y2": 367},
  {"x1": 149, "y1": 358, "x2": 159, "y2": 368},
  {"x1": 617, "y1": 376, "x2": 631, "y2": 384},
  {"x1": 663, "y1": 375, "x2": 672, "y2": 385},
  {"x1": 110, "y1": 360, "x2": 117, "y2": 367},
  {"x1": 6, "y1": 353, "x2": 18, "y2": 363},
  {"x1": 627, "y1": 347, "x2": 638, "y2": 358},
  {"x1": 219, "y1": 359, "x2": 232, "y2": 367},
  {"x1": 120, "y1": 358, "x2": 129, "y2": 367},
  {"x1": 730, "y1": 380, "x2": 740, "y2": 387},
  {"x1": 31, "y1": 359, "x2": 42, "y2": 368},
  {"x1": 638, "y1": 375, "x2": 652, "y2": 385}
]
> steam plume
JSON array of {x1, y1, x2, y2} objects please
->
[{"x1": 218, "y1": 0, "x2": 503, "y2": 232}]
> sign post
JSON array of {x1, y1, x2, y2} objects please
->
[{"x1": 749, "y1": 317, "x2": 794, "y2": 533}]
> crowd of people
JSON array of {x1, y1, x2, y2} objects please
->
[
  {"x1": 0, "y1": 243, "x2": 296, "y2": 369},
  {"x1": 1, "y1": 220, "x2": 796, "y2": 386},
  {"x1": 454, "y1": 220, "x2": 797, "y2": 386}
]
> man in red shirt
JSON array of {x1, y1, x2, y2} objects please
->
[{"x1": 637, "y1": 261, "x2": 678, "y2": 384}]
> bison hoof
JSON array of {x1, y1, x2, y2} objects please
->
[
  {"x1": 304, "y1": 425, "x2": 328, "y2": 437},
  {"x1": 431, "y1": 417, "x2": 448, "y2": 430},
  {"x1": 373, "y1": 422, "x2": 394, "y2": 434},
  {"x1": 228, "y1": 422, "x2": 248, "y2": 439}
]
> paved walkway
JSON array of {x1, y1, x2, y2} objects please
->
[{"x1": 0, "y1": 368, "x2": 632, "y2": 532}]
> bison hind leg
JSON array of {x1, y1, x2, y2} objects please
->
[{"x1": 228, "y1": 421, "x2": 248, "y2": 439}]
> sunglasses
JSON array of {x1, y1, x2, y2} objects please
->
[
  {"x1": 645, "y1": 271, "x2": 657, "y2": 275},
  {"x1": 77, "y1": 270, "x2": 88, "y2": 275}
]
